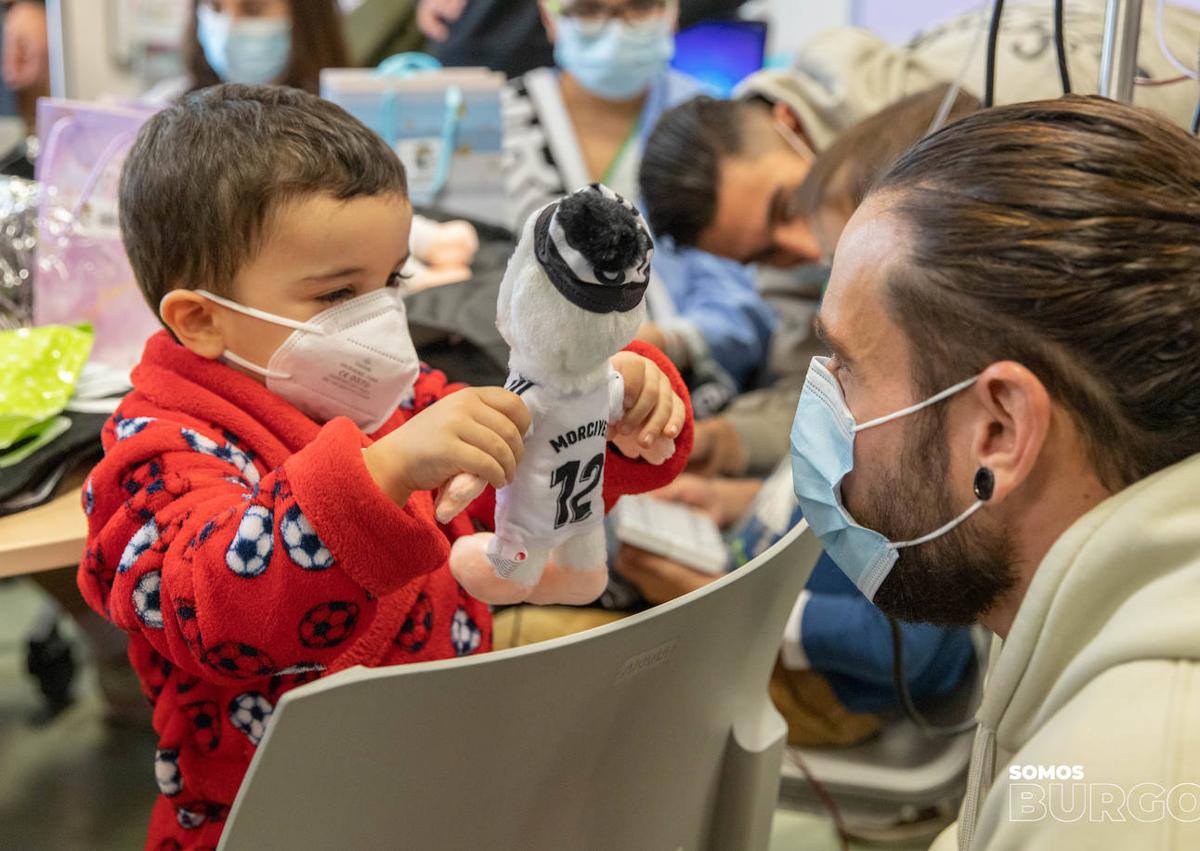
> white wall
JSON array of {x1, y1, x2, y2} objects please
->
[
  {"x1": 749, "y1": 0, "x2": 854, "y2": 57},
  {"x1": 54, "y1": 0, "x2": 141, "y2": 101}
]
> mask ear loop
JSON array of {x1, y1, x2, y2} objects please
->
[
  {"x1": 854, "y1": 374, "x2": 979, "y2": 433},
  {"x1": 894, "y1": 466, "x2": 994, "y2": 549},
  {"x1": 158, "y1": 290, "x2": 325, "y2": 381}
]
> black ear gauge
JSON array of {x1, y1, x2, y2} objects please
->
[{"x1": 973, "y1": 467, "x2": 995, "y2": 501}]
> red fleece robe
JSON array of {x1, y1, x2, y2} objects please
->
[{"x1": 77, "y1": 331, "x2": 693, "y2": 850}]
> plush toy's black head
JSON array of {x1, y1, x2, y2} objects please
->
[{"x1": 533, "y1": 184, "x2": 654, "y2": 314}]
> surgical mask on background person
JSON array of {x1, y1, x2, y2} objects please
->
[
  {"x1": 186, "y1": 289, "x2": 420, "y2": 434},
  {"x1": 790, "y1": 356, "x2": 984, "y2": 599},
  {"x1": 196, "y1": 4, "x2": 292, "y2": 85},
  {"x1": 554, "y1": 16, "x2": 675, "y2": 101}
]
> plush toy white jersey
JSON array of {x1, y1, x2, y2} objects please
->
[
  {"x1": 483, "y1": 369, "x2": 625, "y2": 585},
  {"x1": 435, "y1": 183, "x2": 672, "y2": 605}
]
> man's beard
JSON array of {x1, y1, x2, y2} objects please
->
[{"x1": 849, "y1": 407, "x2": 1016, "y2": 626}]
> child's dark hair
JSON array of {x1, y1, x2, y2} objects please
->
[{"x1": 119, "y1": 84, "x2": 408, "y2": 310}]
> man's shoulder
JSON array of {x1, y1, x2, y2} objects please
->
[
  {"x1": 1018, "y1": 659, "x2": 1200, "y2": 771},
  {"x1": 976, "y1": 659, "x2": 1200, "y2": 848}
]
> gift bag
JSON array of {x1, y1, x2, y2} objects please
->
[
  {"x1": 321, "y1": 56, "x2": 508, "y2": 226},
  {"x1": 0, "y1": 176, "x2": 40, "y2": 331},
  {"x1": 34, "y1": 99, "x2": 161, "y2": 373}
]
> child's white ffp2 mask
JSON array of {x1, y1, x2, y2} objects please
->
[{"x1": 193, "y1": 288, "x2": 419, "y2": 433}]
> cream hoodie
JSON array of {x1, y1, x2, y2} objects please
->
[
  {"x1": 929, "y1": 453, "x2": 1200, "y2": 850},
  {"x1": 737, "y1": 3, "x2": 1200, "y2": 149}
]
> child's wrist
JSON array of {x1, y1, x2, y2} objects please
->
[{"x1": 362, "y1": 444, "x2": 413, "y2": 507}]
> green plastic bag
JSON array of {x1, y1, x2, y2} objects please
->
[{"x1": 0, "y1": 324, "x2": 94, "y2": 450}]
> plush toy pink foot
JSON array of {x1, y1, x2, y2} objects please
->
[
  {"x1": 447, "y1": 533, "x2": 610, "y2": 606},
  {"x1": 447, "y1": 534, "x2": 538, "y2": 606},
  {"x1": 448, "y1": 530, "x2": 609, "y2": 604},
  {"x1": 523, "y1": 561, "x2": 609, "y2": 606}
]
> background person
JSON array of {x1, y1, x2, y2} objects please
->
[
  {"x1": 143, "y1": 0, "x2": 347, "y2": 102},
  {"x1": 416, "y1": 0, "x2": 748, "y2": 79},
  {"x1": 642, "y1": 84, "x2": 979, "y2": 477},
  {"x1": 1, "y1": 0, "x2": 48, "y2": 130},
  {"x1": 504, "y1": 0, "x2": 774, "y2": 408}
]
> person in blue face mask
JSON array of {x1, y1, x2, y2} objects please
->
[
  {"x1": 503, "y1": 0, "x2": 775, "y2": 408},
  {"x1": 182, "y1": 0, "x2": 346, "y2": 95}
]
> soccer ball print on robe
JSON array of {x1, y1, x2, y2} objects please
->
[
  {"x1": 393, "y1": 592, "x2": 433, "y2": 654},
  {"x1": 179, "y1": 427, "x2": 260, "y2": 487},
  {"x1": 280, "y1": 503, "x2": 334, "y2": 570},
  {"x1": 225, "y1": 504, "x2": 273, "y2": 577},
  {"x1": 183, "y1": 700, "x2": 222, "y2": 753},
  {"x1": 121, "y1": 458, "x2": 192, "y2": 528},
  {"x1": 118, "y1": 518, "x2": 159, "y2": 574},
  {"x1": 174, "y1": 597, "x2": 202, "y2": 651},
  {"x1": 201, "y1": 641, "x2": 276, "y2": 680},
  {"x1": 451, "y1": 607, "x2": 482, "y2": 656},
  {"x1": 228, "y1": 692, "x2": 274, "y2": 746},
  {"x1": 82, "y1": 546, "x2": 114, "y2": 595},
  {"x1": 133, "y1": 570, "x2": 164, "y2": 629},
  {"x1": 174, "y1": 799, "x2": 229, "y2": 832},
  {"x1": 155, "y1": 748, "x2": 183, "y2": 797},
  {"x1": 298, "y1": 600, "x2": 360, "y2": 649},
  {"x1": 113, "y1": 413, "x2": 156, "y2": 442}
]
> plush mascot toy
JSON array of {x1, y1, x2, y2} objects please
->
[{"x1": 435, "y1": 184, "x2": 673, "y2": 605}]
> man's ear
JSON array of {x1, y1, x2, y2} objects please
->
[
  {"x1": 159, "y1": 290, "x2": 226, "y2": 360},
  {"x1": 970, "y1": 361, "x2": 1052, "y2": 505},
  {"x1": 771, "y1": 101, "x2": 812, "y2": 149}
]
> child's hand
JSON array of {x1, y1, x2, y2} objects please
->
[
  {"x1": 611, "y1": 351, "x2": 686, "y2": 450},
  {"x1": 365, "y1": 387, "x2": 530, "y2": 505}
]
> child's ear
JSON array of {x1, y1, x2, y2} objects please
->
[
  {"x1": 771, "y1": 101, "x2": 812, "y2": 148},
  {"x1": 159, "y1": 290, "x2": 226, "y2": 360}
]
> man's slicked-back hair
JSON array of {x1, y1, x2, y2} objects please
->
[
  {"x1": 120, "y1": 83, "x2": 408, "y2": 311},
  {"x1": 639, "y1": 95, "x2": 772, "y2": 247},
  {"x1": 873, "y1": 95, "x2": 1200, "y2": 489}
]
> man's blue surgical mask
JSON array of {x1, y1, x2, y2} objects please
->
[
  {"x1": 790, "y1": 357, "x2": 985, "y2": 600},
  {"x1": 555, "y1": 17, "x2": 675, "y2": 101},
  {"x1": 197, "y1": 5, "x2": 292, "y2": 85}
]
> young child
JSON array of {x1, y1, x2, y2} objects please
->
[{"x1": 77, "y1": 84, "x2": 692, "y2": 849}]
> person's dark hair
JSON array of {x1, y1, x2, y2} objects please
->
[
  {"x1": 120, "y1": 84, "x2": 407, "y2": 310},
  {"x1": 873, "y1": 95, "x2": 1200, "y2": 489},
  {"x1": 638, "y1": 95, "x2": 772, "y2": 246},
  {"x1": 185, "y1": 0, "x2": 348, "y2": 94},
  {"x1": 791, "y1": 84, "x2": 981, "y2": 219}
]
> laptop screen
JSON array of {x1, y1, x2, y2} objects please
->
[{"x1": 671, "y1": 19, "x2": 768, "y2": 96}]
